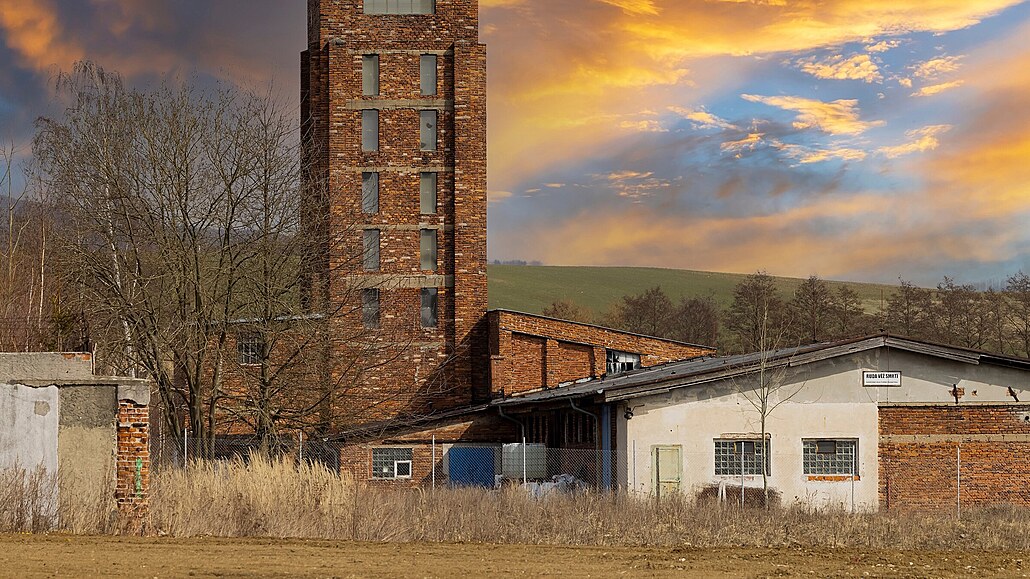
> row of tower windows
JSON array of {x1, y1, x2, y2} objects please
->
[
  {"x1": 361, "y1": 288, "x2": 438, "y2": 329},
  {"x1": 361, "y1": 109, "x2": 436, "y2": 152},
  {"x1": 361, "y1": 172, "x2": 437, "y2": 215},
  {"x1": 362, "y1": 54, "x2": 437, "y2": 97},
  {"x1": 362, "y1": 229, "x2": 438, "y2": 272}
]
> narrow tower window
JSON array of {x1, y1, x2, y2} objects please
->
[
  {"x1": 365, "y1": 0, "x2": 435, "y2": 15},
  {"x1": 362, "y1": 172, "x2": 379, "y2": 214},
  {"x1": 420, "y1": 172, "x2": 437, "y2": 214},
  {"x1": 363, "y1": 229, "x2": 380, "y2": 271},
  {"x1": 420, "y1": 110, "x2": 437, "y2": 151},
  {"x1": 362, "y1": 55, "x2": 379, "y2": 96},
  {"x1": 362, "y1": 110, "x2": 379, "y2": 152},
  {"x1": 420, "y1": 54, "x2": 437, "y2": 96},
  {"x1": 421, "y1": 288, "x2": 439, "y2": 328},
  {"x1": 420, "y1": 229, "x2": 437, "y2": 271},
  {"x1": 362, "y1": 289, "x2": 381, "y2": 329}
]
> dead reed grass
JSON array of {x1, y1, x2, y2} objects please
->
[{"x1": 148, "y1": 455, "x2": 1030, "y2": 551}]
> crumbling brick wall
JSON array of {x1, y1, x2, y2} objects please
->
[
  {"x1": 879, "y1": 404, "x2": 1030, "y2": 511},
  {"x1": 116, "y1": 399, "x2": 150, "y2": 525}
]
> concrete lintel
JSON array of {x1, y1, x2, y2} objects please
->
[
  {"x1": 7, "y1": 379, "x2": 150, "y2": 406},
  {"x1": 343, "y1": 166, "x2": 454, "y2": 173},
  {"x1": 346, "y1": 274, "x2": 454, "y2": 290},
  {"x1": 350, "y1": 224, "x2": 454, "y2": 232},
  {"x1": 346, "y1": 99, "x2": 453, "y2": 110},
  {"x1": 342, "y1": 48, "x2": 453, "y2": 56}
]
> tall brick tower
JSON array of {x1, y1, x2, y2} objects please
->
[{"x1": 302, "y1": 0, "x2": 488, "y2": 427}]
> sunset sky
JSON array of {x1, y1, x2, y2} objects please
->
[{"x1": 1, "y1": 0, "x2": 1029, "y2": 285}]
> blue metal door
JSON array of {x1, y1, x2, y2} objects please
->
[{"x1": 448, "y1": 446, "x2": 496, "y2": 487}]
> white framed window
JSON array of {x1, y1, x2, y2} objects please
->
[
  {"x1": 362, "y1": 55, "x2": 379, "y2": 96},
  {"x1": 364, "y1": 0, "x2": 435, "y2": 15},
  {"x1": 420, "y1": 172, "x2": 437, "y2": 214},
  {"x1": 803, "y1": 439, "x2": 857, "y2": 476},
  {"x1": 372, "y1": 448, "x2": 414, "y2": 479},
  {"x1": 362, "y1": 110, "x2": 379, "y2": 152},
  {"x1": 237, "y1": 335, "x2": 264, "y2": 366},
  {"x1": 714, "y1": 439, "x2": 770, "y2": 476},
  {"x1": 606, "y1": 350, "x2": 640, "y2": 375},
  {"x1": 420, "y1": 110, "x2": 437, "y2": 151},
  {"x1": 420, "y1": 54, "x2": 437, "y2": 96}
]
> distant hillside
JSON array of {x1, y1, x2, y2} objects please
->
[{"x1": 487, "y1": 265, "x2": 896, "y2": 318}]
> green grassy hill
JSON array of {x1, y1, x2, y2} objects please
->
[{"x1": 487, "y1": 265, "x2": 896, "y2": 317}]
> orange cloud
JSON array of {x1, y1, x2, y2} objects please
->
[
  {"x1": 878, "y1": 125, "x2": 952, "y2": 158},
  {"x1": 484, "y1": 0, "x2": 1021, "y2": 191},
  {"x1": 0, "y1": 0, "x2": 83, "y2": 71},
  {"x1": 911, "y1": 80, "x2": 965, "y2": 97},
  {"x1": 741, "y1": 94, "x2": 884, "y2": 135},
  {"x1": 796, "y1": 54, "x2": 883, "y2": 83}
]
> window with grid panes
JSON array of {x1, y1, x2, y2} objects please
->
[
  {"x1": 371, "y1": 448, "x2": 413, "y2": 479},
  {"x1": 714, "y1": 439, "x2": 770, "y2": 476},
  {"x1": 803, "y1": 439, "x2": 857, "y2": 475}
]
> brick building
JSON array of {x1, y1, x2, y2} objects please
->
[
  {"x1": 297, "y1": 0, "x2": 715, "y2": 435},
  {"x1": 301, "y1": 0, "x2": 489, "y2": 424}
]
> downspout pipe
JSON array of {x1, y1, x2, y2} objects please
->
[
  {"x1": 569, "y1": 398, "x2": 599, "y2": 450},
  {"x1": 497, "y1": 405, "x2": 525, "y2": 443}
]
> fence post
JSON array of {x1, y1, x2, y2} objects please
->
[
  {"x1": 740, "y1": 445, "x2": 745, "y2": 508},
  {"x1": 957, "y1": 444, "x2": 962, "y2": 519},
  {"x1": 851, "y1": 450, "x2": 856, "y2": 514},
  {"x1": 522, "y1": 435, "x2": 527, "y2": 486},
  {"x1": 632, "y1": 440, "x2": 637, "y2": 493},
  {"x1": 183, "y1": 427, "x2": 188, "y2": 467},
  {"x1": 432, "y1": 435, "x2": 436, "y2": 492}
]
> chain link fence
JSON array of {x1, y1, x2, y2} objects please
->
[{"x1": 148, "y1": 435, "x2": 1019, "y2": 513}]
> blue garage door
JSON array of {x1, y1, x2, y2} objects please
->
[{"x1": 448, "y1": 446, "x2": 496, "y2": 488}]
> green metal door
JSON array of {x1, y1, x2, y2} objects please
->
[{"x1": 653, "y1": 445, "x2": 682, "y2": 498}]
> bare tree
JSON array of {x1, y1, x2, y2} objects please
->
[
  {"x1": 831, "y1": 284, "x2": 864, "y2": 339},
  {"x1": 885, "y1": 278, "x2": 932, "y2": 339},
  {"x1": 541, "y1": 298, "x2": 593, "y2": 324},
  {"x1": 670, "y1": 295, "x2": 720, "y2": 346},
  {"x1": 1007, "y1": 272, "x2": 1030, "y2": 357},
  {"x1": 790, "y1": 275, "x2": 832, "y2": 344},
  {"x1": 725, "y1": 271, "x2": 788, "y2": 354},
  {"x1": 727, "y1": 273, "x2": 800, "y2": 505}
]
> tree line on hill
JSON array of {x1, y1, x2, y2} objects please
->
[{"x1": 542, "y1": 271, "x2": 1030, "y2": 358}]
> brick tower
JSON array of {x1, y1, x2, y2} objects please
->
[{"x1": 302, "y1": 0, "x2": 488, "y2": 427}]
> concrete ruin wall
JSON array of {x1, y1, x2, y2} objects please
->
[{"x1": 0, "y1": 353, "x2": 151, "y2": 528}]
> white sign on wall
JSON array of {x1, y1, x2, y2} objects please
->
[{"x1": 863, "y1": 371, "x2": 902, "y2": 387}]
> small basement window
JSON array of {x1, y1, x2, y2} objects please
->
[
  {"x1": 420, "y1": 54, "x2": 438, "y2": 96},
  {"x1": 606, "y1": 350, "x2": 641, "y2": 375},
  {"x1": 361, "y1": 110, "x2": 379, "y2": 152},
  {"x1": 362, "y1": 54, "x2": 379, "y2": 96},
  {"x1": 421, "y1": 288, "x2": 438, "y2": 328},
  {"x1": 420, "y1": 172, "x2": 437, "y2": 214},
  {"x1": 362, "y1": 172, "x2": 379, "y2": 214},
  {"x1": 714, "y1": 439, "x2": 770, "y2": 476},
  {"x1": 803, "y1": 439, "x2": 857, "y2": 476},
  {"x1": 372, "y1": 447, "x2": 414, "y2": 479},
  {"x1": 362, "y1": 288, "x2": 381, "y2": 329}
]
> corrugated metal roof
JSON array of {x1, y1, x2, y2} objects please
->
[{"x1": 493, "y1": 334, "x2": 1030, "y2": 407}]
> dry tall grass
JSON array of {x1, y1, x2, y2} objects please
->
[
  {"x1": 149, "y1": 456, "x2": 1030, "y2": 551},
  {"x1": 0, "y1": 465, "x2": 116, "y2": 535}
]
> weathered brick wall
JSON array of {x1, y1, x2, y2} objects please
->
[
  {"x1": 116, "y1": 400, "x2": 150, "y2": 524},
  {"x1": 879, "y1": 404, "x2": 1030, "y2": 511},
  {"x1": 303, "y1": 0, "x2": 488, "y2": 426},
  {"x1": 489, "y1": 310, "x2": 716, "y2": 397}
]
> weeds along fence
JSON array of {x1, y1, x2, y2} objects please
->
[
  {"x1": 152, "y1": 436, "x2": 1000, "y2": 517},
  {"x1": 145, "y1": 454, "x2": 1030, "y2": 550}
]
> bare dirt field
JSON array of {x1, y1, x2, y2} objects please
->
[{"x1": 1, "y1": 535, "x2": 1028, "y2": 578}]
